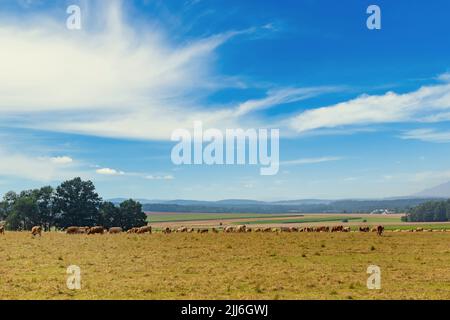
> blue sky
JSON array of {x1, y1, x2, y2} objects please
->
[{"x1": 0, "y1": 0, "x2": 449, "y2": 200}]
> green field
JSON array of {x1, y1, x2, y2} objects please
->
[
  {"x1": 147, "y1": 213, "x2": 302, "y2": 223},
  {"x1": 232, "y1": 215, "x2": 404, "y2": 225}
]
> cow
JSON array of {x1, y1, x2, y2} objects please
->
[
  {"x1": 343, "y1": 227, "x2": 351, "y2": 232},
  {"x1": 66, "y1": 226, "x2": 81, "y2": 234},
  {"x1": 416, "y1": 227, "x2": 424, "y2": 232},
  {"x1": 87, "y1": 226, "x2": 104, "y2": 235},
  {"x1": 224, "y1": 226, "x2": 235, "y2": 233},
  {"x1": 289, "y1": 227, "x2": 298, "y2": 232},
  {"x1": 31, "y1": 226, "x2": 42, "y2": 237},
  {"x1": 331, "y1": 225, "x2": 344, "y2": 232},
  {"x1": 236, "y1": 225, "x2": 247, "y2": 233},
  {"x1": 187, "y1": 228, "x2": 195, "y2": 233},
  {"x1": 137, "y1": 226, "x2": 152, "y2": 234},
  {"x1": 281, "y1": 227, "x2": 291, "y2": 232},
  {"x1": 109, "y1": 227, "x2": 123, "y2": 234},
  {"x1": 254, "y1": 228, "x2": 262, "y2": 233},
  {"x1": 262, "y1": 227, "x2": 272, "y2": 232},
  {"x1": 376, "y1": 225, "x2": 384, "y2": 236},
  {"x1": 198, "y1": 228, "x2": 209, "y2": 234},
  {"x1": 127, "y1": 227, "x2": 139, "y2": 234},
  {"x1": 162, "y1": 227, "x2": 171, "y2": 234},
  {"x1": 0, "y1": 225, "x2": 4, "y2": 235},
  {"x1": 359, "y1": 226, "x2": 370, "y2": 232},
  {"x1": 177, "y1": 227, "x2": 188, "y2": 233}
]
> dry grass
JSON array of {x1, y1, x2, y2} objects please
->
[{"x1": 1, "y1": 231, "x2": 450, "y2": 300}]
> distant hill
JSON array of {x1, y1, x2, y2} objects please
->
[
  {"x1": 414, "y1": 181, "x2": 450, "y2": 198},
  {"x1": 141, "y1": 198, "x2": 437, "y2": 214}
]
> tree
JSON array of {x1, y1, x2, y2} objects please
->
[
  {"x1": 118, "y1": 199, "x2": 147, "y2": 230},
  {"x1": 54, "y1": 177, "x2": 102, "y2": 229},
  {"x1": 6, "y1": 195, "x2": 40, "y2": 230},
  {"x1": 98, "y1": 201, "x2": 120, "y2": 229},
  {"x1": 0, "y1": 191, "x2": 18, "y2": 221}
]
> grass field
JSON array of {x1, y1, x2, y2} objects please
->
[
  {"x1": 1, "y1": 231, "x2": 450, "y2": 299},
  {"x1": 147, "y1": 213, "x2": 302, "y2": 223}
]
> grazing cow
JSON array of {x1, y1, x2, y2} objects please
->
[
  {"x1": 87, "y1": 226, "x2": 104, "y2": 235},
  {"x1": 66, "y1": 226, "x2": 81, "y2": 234},
  {"x1": 331, "y1": 225, "x2": 344, "y2": 232},
  {"x1": 254, "y1": 228, "x2": 261, "y2": 232},
  {"x1": 187, "y1": 228, "x2": 194, "y2": 233},
  {"x1": 137, "y1": 226, "x2": 152, "y2": 234},
  {"x1": 416, "y1": 227, "x2": 424, "y2": 232},
  {"x1": 281, "y1": 227, "x2": 291, "y2": 232},
  {"x1": 289, "y1": 227, "x2": 298, "y2": 232},
  {"x1": 359, "y1": 226, "x2": 370, "y2": 232},
  {"x1": 376, "y1": 225, "x2": 384, "y2": 236},
  {"x1": 262, "y1": 227, "x2": 271, "y2": 232},
  {"x1": 127, "y1": 227, "x2": 138, "y2": 234},
  {"x1": 109, "y1": 227, "x2": 123, "y2": 234},
  {"x1": 0, "y1": 225, "x2": 4, "y2": 235},
  {"x1": 224, "y1": 226, "x2": 235, "y2": 233},
  {"x1": 236, "y1": 225, "x2": 247, "y2": 233},
  {"x1": 198, "y1": 228, "x2": 209, "y2": 234},
  {"x1": 31, "y1": 226, "x2": 42, "y2": 237},
  {"x1": 343, "y1": 227, "x2": 351, "y2": 232},
  {"x1": 162, "y1": 227, "x2": 171, "y2": 234},
  {"x1": 177, "y1": 227, "x2": 188, "y2": 233}
]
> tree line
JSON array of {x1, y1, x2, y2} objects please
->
[
  {"x1": 0, "y1": 177, "x2": 147, "y2": 231},
  {"x1": 403, "y1": 199, "x2": 450, "y2": 222}
]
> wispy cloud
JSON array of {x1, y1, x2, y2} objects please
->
[
  {"x1": 145, "y1": 175, "x2": 175, "y2": 180},
  {"x1": 400, "y1": 128, "x2": 450, "y2": 143},
  {"x1": 96, "y1": 168, "x2": 125, "y2": 176},
  {"x1": 281, "y1": 156, "x2": 343, "y2": 166},
  {"x1": 290, "y1": 77, "x2": 450, "y2": 134}
]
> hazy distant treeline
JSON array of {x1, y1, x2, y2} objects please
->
[
  {"x1": 404, "y1": 200, "x2": 450, "y2": 222},
  {"x1": 0, "y1": 178, "x2": 147, "y2": 231},
  {"x1": 143, "y1": 198, "x2": 438, "y2": 214}
]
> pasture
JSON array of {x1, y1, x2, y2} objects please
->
[{"x1": 1, "y1": 230, "x2": 450, "y2": 299}]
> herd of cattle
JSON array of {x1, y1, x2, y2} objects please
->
[
  {"x1": 0, "y1": 224, "x2": 386, "y2": 236},
  {"x1": 2, "y1": 224, "x2": 448, "y2": 236}
]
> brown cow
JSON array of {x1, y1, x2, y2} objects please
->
[
  {"x1": 31, "y1": 226, "x2": 42, "y2": 237},
  {"x1": 109, "y1": 227, "x2": 123, "y2": 234},
  {"x1": 0, "y1": 225, "x2": 4, "y2": 235},
  {"x1": 66, "y1": 226, "x2": 81, "y2": 234},
  {"x1": 198, "y1": 228, "x2": 209, "y2": 234},
  {"x1": 331, "y1": 225, "x2": 344, "y2": 232},
  {"x1": 359, "y1": 226, "x2": 370, "y2": 232},
  {"x1": 162, "y1": 227, "x2": 171, "y2": 234},
  {"x1": 87, "y1": 226, "x2": 104, "y2": 235},
  {"x1": 137, "y1": 226, "x2": 152, "y2": 234},
  {"x1": 127, "y1": 227, "x2": 139, "y2": 234},
  {"x1": 376, "y1": 225, "x2": 384, "y2": 236}
]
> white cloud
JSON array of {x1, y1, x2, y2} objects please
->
[
  {"x1": 49, "y1": 156, "x2": 73, "y2": 165},
  {"x1": 400, "y1": 128, "x2": 450, "y2": 143},
  {"x1": 0, "y1": 149, "x2": 82, "y2": 181},
  {"x1": 281, "y1": 156, "x2": 343, "y2": 166},
  {"x1": 145, "y1": 175, "x2": 175, "y2": 180},
  {"x1": 290, "y1": 81, "x2": 450, "y2": 133},
  {"x1": 233, "y1": 86, "x2": 341, "y2": 117},
  {"x1": 96, "y1": 168, "x2": 125, "y2": 176}
]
